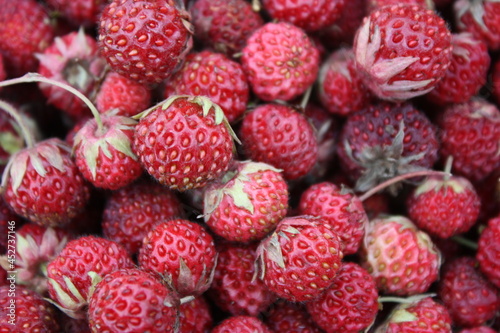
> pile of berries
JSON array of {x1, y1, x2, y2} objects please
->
[{"x1": 0, "y1": 0, "x2": 499, "y2": 332}]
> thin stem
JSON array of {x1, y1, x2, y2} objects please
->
[
  {"x1": 359, "y1": 170, "x2": 451, "y2": 202},
  {"x1": 451, "y1": 235, "x2": 478, "y2": 250},
  {"x1": 378, "y1": 293, "x2": 436, "y2": 304},
  {"x1": 300, "y1": 85, "x2": 313, "y2": 110},
  {"x1": 0, "y1": 99, "x2": 35, "y2": 148},
  {"x1": 0, "y1": 73, "x2": 104, "y2": 132}
]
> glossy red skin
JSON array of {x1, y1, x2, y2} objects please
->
[
  {"x1": 138, "y1": 219, "x2": 217, "y2": 297},
  {"x1": 163, "y1": 51, "x2": 249, "y2": 123},
  {"x1": 178, "y1": 297, "x2": 213, "y2": 333},
  {"x1": 407, "y1": 176, "x2": 481, "y2": 239},
  {"x1": 384, "y1": 298, "x2": 452, "y2": 333},
  {"x1": 454, "y1": 0, "x2": 500, "y2": 50},
  {"x1": 98, "y1": 0, "x2": 193, "y2": 84},
  {"x1": 73, "y1": 116, "x2": 143, "y2": 190},
  {"x1": 353, "y1": 4, "x2": 452, "y2": 100},
  {"x1": 0, "y1": 285, "x2": 60, "y2": 332},
  {"x1": 208, "y1": 245, "x2": 275, "y2": 317},
  {"x1": 477, "y1": 215, "x2": 500, "y2": 289},
  {"x1": 439, "y1": 99, "x2": 500, "y2": 182},
  {"x1": 241, "y1": 22, "x2": 320, "y2": 102},
  {"x1": 3, "y1": 139, "x2": 90, "y2": 227},
  {"x1": 204, "y1": 161, "x2": 289, "y2": 243},
  {"x1": 212, "y1": 316, "x2": 273, "y2": 333},
  {"x1": 102, "y1": 180, "x2": 183, "y2": 255},
  {"x1": 261, "y1": 0, "x2": 345, "y2": 32},
  {"x1": 0, "y1": 0, "x2": 54, "y2": 77},
  {"x1": 306, "y1": 262, "x2": 379, "y2": 333},
  {"x1": 190, "y1": 0, "x2": 264, "y2": 56},
  {"x1": 47, "y1": 236, "x2": 134, "y2": 316},
  {"x1": 438, "y1": 257, "x2": 500, "y2": 327},
  {"x1": 96, "y1": 71, "x2": 152, "y2": 117},
  {"x1": 299, "y1": 182, "x2": 367, "y2": 255},
  {"x1": 88, "y1": 268, "x2": 177, "y2": 333},
  {"x1": 240, "y1": 104, "x2": 318, "y2": 180},
  {"x1": 318, "y1": 48, "x2": 372, "y2": 117},
  {"x1": 361, "y1": 217, "x2": 440, "y2": 296},
  {"x1": 459, "y1": 327, "x2": 497, "y2": 333},
  {"x1": 133, "y1": 97, "x2": 234, "y2": 191},
  {"x1": 427, "y1": 33, "x2": 490, "y2": 105},
  {"x1": 260, "y1": 216, "x2": 344, "y2": 302}
]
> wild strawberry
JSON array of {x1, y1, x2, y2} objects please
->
[
  {"x1": 260, "y1": 0, "x2": 346, "y2": 32},
  {"x1": 138, "y1": 219, "x2": 217, "y2": 298},
  {"x1": 202, "y1": 161, "x2": 289, "y2": 243},
  {"x1": 314, "y1": 0, "x2": 367, "y2": 49},
  {"x1": 2, "y1": 138, "x2": 90, "y2": 227},
  {"x1": 212, "y1": 316, "x2": 273, "y2": 333},
  {"x1": 361, "y1": 215, "x2": 441, "y2": 296},
  {"x1": 426, "y1": 33, "x2": 490, "y2": 105},
  {"x1": 306, "y1": 262, "x2": 379, "y2": 333},
  {"x1": 256, "y1": 216, "x2": 344, "y2": 302},
  {"x1": 207, "y1": 244, "x2": 275, "y2": 317},
  {"x1": 438, "y1": 98, "x2": 500, "y2": 182},
  {"x1": 47, "y1": 235, "x2": 134, "y2": 318},
  {"x1": 178, "y1": 297, "x2": 213, "y2": 333},
  {"x1": 45, "y1": 0, "x2": 108, "y2": 27},
  {"x1": 190, "y1": 0, "x2": 264, "y2": 56},
  {"x1": 407, "y1": 174, "x2": 481, "y2": 239},
  {"x1": 240, "y1": 103, "x2": 318, "y2": 180},
  {"x1": 337, "y1": 102, "x2": 439, "y2": 191},
  {"x1": 368, "y1": 0, "x2": 435, "y2": 10},
  {"x1": 375, "y1": 297, "x2": 452, "y2": 333},
  {"x1": 88, "y1": 268, "x2": 177, "y2": 333},
  {"x1": 303, "y1": 103, "x2": 338, "y2": 180},
  {"x1": 454, "y1": 0, "x2": 500, "y2": 51},
  {"x1": 0, "y1": 285, "x2": 60, "y2": 332},
  {"x1": 95, "y1": 71, "x2": 152, "y2": 117},
  {"x1": 438, "y1": 257, "x2": 500, "y2": 327},
  {"x1": 265, "y1": 301, "x2": 323, "y2": 333},
  {"x1": 133, "y1": 95, "x2": 237, "y2": 191},
  {"x1": 102, "y1": 179, "x2": 183, "y2": 255},
  {"x1": 0, "y1": 223, "x2": 70, "y2": 294},
  {"x1": 0, "y1": 106, "x2": 41, "y2": 176},
  {"x1": 163, "y1": 50, "x2": 249, "y2": 123},
  {"x1": 241, "y1": 22, "x2": 320, "y2": 102},
  {"x1": 73, "y1": 114, "x2": 143, "y2": 190},
  {"x1": 0, "y1": 0, "x2": 54, "y2": 77},
  {"x1": 477, "y1": 215, "x2": 500, "y2": 289},
  {"x1": 318, "y1": 48, "x2": 372, "y2": 117},
  {"x1": 299, "y1": 182, "x2": 367, "y2": 255},
  {"x1": 353, "y1": 4, "x2": 452, "y2": 100},
  {"x1": 98, "y1": 0, "x2": 194, "y2": 85},
  {"x1": 36, "y1": 29, "x2": 107, "y2": 120}
]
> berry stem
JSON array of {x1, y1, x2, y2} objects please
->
[
  {"x1": 0, "y1": 73, "x2": 104, "y2": 133},
  {"x1": 299, "y1": 85, "x2": 313, "y2": 110},
  {"x1": 0, "y1": 99, "x2": 35, "y2": 148},
  {"x1": 359, "y1": 170, "x2": 451, "y2": 202},
  {"x1": 451, "y1": 235, "x2": 478, "y2": 250}
]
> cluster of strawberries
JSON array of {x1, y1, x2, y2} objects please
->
[{"x1": 0, "y1": 0, "x2": 499, "y2": 332}]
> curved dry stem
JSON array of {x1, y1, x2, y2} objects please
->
[
  {"x1": 0, "y1": 99, "x2": 35, "y2": 148},
  {"x1": 359, "y1": 170, "x2": 451, "y2": 202},
  {"x1": 0, "y1": 73, "x2": 104, "y2": 132}
]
